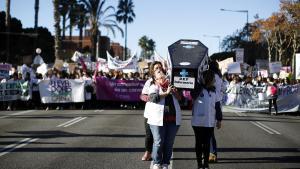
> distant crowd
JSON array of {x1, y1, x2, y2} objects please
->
[{"x1": 1, "y1": 62, "x2": 300, "y2": 112}]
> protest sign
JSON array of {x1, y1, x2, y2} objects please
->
[
  {"x1": 269, "y1": 62, "x2": 282, "y2": 73},
  {"x1": 0, "y1": 81, "x2": 30, "y2": 101},
  {"x1": 223, "y1": 85, "x2": 300, "y2": 113},
  {"x1": 279, "y1": 66, "x2": 291, "y2": 79},
  {"x1": 36, "y1": 63, "x2": 48, "y2": 76},
  {"x1": 107, "y1": 52, "x2": 138, "y2": 71},
  {"x1": 96, "y1": 77, "x2": 145, "y2": 101},
  {"x1": 235, "y1": 48, "x2": 244, "y2": 63},
  {"x1": 218, "y1": 57, "x2": 234, "y2": 74},
  {"x1": 227, "y1": 62, "x2": 241, "y2": 74},
  {"x1": 296, "y1": 53, "x2": 300, "y2": 79},
  {"x1": 39, "y1": 79, "x2": 85, "y2": 103},
  {"x1": 258, "y1": 69, "x2": 268, "y2": 78},
  {"x1": 256, "y1": 59, "x2": 269, "y2": 70}
]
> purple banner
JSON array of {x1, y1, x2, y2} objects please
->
[{"x1": 96, "y1": 77, "x2": 145, "y2": 101}]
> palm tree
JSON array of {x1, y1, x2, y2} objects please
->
[
  {"x1": 116, "y1": 0, "x2": 135, "y2": 59},
  {"x1": 80, "y1": 0, "x2": 123, "y2": 61},
  {"x1": 58, "y1": 0, "x2": 70, "y2": 40},
  {"x1": 138, "y1": 36, "x2": 148, "y2": 59},
  {"x1": 146, "y1": 39, "x2": 156, "y2": 58},
  {"x1": 138, "y1": 35, "x2": 156, "y2": 59},
  {"x1": 34, "y1": 0, "x2": 39, "y2": 29},
  {"x1": 53, "y1": 0, "x2": 62, "y2": 60},
  {"x1": 76, "y1": 3, "x2": 89, "y2": 49},
  {"x1": 67, "y1": 0, "x2": 79, "y2": 40},
  {"x1": 6, "y1": 0, "x2": 11, "y2": 62},
  {"x1": 34, "y1": 0, "x2": 39, "y2": 50}
]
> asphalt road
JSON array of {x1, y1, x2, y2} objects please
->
[{"x1": 0, "y1": 109, "x2": 299, "y2": 169}]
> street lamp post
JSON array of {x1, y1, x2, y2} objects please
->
[
  {"x1": 203, "y1": 34, "x2": 221, "y2": 53},
  {"x1": 220, "y1": 8, "x2": 249, "y2": 40}
]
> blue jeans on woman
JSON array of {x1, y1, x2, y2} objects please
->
[{"x1": 150, "y1": 123, "x2": 179, "y2": 165}]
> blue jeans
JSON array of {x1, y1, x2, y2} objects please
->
[{"x1": 150, "y1": 123, "x2": 179, "y2": 165}]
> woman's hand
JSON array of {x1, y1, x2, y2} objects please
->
[
  {"x1": 216, "y1": 121, "x2": 222, "y2": 129},
  {"x1": 166, "y1": 85, "x2": 172, "y2": 94}
]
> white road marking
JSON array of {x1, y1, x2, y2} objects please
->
[
  {"x1": 57, "y1": 117, "x2": 83, "y2": 127},
  {"x1": 0, "y1": 138, "x2": 38, "y2": 157},
  {"x1": 10, "y1": 110, "x2": 36, "y2": 116},
  {"x1": 256, "y1": 122, "x2": 281, "y2": 135},
  {"x1": 0, "y1": 110, "x2": 36, "y2": 119},
  {"x1": 63, "y1": 117, "x2": 87, "y2": 127},
  {"x1": 0, "y1": 138, "x2": 31, "y2": 152},
  {"x1": 235, "y1": 112, "x2": 247, "y2": 117},
  {"x1": 0, "y1": 116, "x2": 9, "y2": 119},
  {"x1": 250, "y1": 121, "x2": 274, "y2": 134},
  {"x1": 94, "y1": 109, "x2": 104, "y2": 113}
]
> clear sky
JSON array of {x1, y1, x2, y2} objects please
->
[{"x1": 0, "y1": 0, "x2": 280, "y2": 57}]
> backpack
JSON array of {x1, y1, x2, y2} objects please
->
[
  {"x1": 266, "y1": 84, "x2": 277, "y2": 97},
  {"x1": 270, "y1": 85, "x2": 277, "y2": 96}
]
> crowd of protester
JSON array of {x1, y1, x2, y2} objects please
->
[
  {"x1": 0, "y1": 64, "x2": 151, "y2": 111},
  {"x1": 2, "y1": 62, "x2": 300, "y2": 112}
]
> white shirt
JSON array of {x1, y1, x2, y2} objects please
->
[
  {"x1": 191, "y1": 89, "x2": 218, "y2": 127},
  {"x1": 145, "y1": 83, "x2": 182, "y2": 126},
  {"x1": 142, "y1": 78, "x2": 152, "y2": 118},
  {"x1": 141, "y1": 78, "x2": 152, "y2": 95}
]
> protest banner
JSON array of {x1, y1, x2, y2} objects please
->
[
  {"x1": 96, "y1": 77, "x2": 145, "y2": 101},
  {"x1": 0, "y1": 64, "x2": 12, "y2": 80},
  {"x1": 0, "y1": 81, "x2": 31, "y2": 101},
  {"x1": 296, "y1": 53, "x2": 300, "y2": 79},
  {"x1": 39, "y1": 79, "x2": 85, "y2": 103},
  {"x1": 223, "y1": 84, "x2": 300, "y2": 113},
  {"x1": 107, "y1": 52, "x2": 138, "y2": 71}
]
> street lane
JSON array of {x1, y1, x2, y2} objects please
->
[
  {"x1": 173, "y1": 111, "x2": 300, "y2": 169},
  {"x1": 0, "y1": 109, "x2": 299, "y2": 169},
  {"x1": 0, "y1": 109, "x2": 150, "y2": 169}
]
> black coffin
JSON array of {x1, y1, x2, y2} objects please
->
[{"x1": 168, "y1": 39, "x2": 209, "y2": 89}]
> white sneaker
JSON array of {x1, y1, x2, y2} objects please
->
[
  {"x1": 153, "y1": 164, "x2": 161, "y2": 169},
  {"x1": 162, "y1": 164, "x2": 168, "y2": 169}
]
